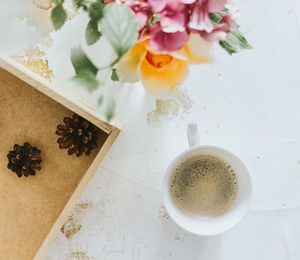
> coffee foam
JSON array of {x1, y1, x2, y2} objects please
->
[{"x1": 170, "y1": 154, "x2": 238, "y2": 217}]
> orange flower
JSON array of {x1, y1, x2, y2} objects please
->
[{"x1": 116, "y1": 33, "x2": 213, "y2": 95}]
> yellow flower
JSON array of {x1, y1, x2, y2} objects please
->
[{"x1": 116, "y1": 33, "x2": 213, "y2": 95}]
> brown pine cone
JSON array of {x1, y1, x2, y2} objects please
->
[
  {"x1": 7, "y1": 142, "x2": 42, "y2": 177},
  {"x1": 56, "y1": 114, "x2": 98, "y2": 157}
]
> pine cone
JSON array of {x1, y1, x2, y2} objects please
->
[
  {"x1": 7, "y1": 142, "x2": 42, "y2": 177},
  {"x1": 56, "y1": 114, "x2": 98, "y2": 157}
]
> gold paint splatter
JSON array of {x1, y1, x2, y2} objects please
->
[
  {"x1": 61, "y1": 201, "x2": 92, "y2": 239},
  {"x1": 67, "y1": 251, "x2": 90, "y2": 260},
  {"x1": 75, "y1": 201, "x2": 92, "y2": 211},
  {"x1": 61, "y1": 215, "x2": 82, "y2": 240},
  {"x1": 13, "y1": 47, "x2": 53, "y2": 81},
  {"x1": 33, "y1": 0, "x2": 53, "y2": 10},
  {"x1": 147, "y1": 88, "x2": 193, "y2": 125}
]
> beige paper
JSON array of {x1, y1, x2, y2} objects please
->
[{"x1": 0, "y1": 68, "x2": 107, "y2": 260}]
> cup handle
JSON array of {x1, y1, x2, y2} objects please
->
[{"x1": 187, "y1": 123, "x2": 200, "y2": 147}]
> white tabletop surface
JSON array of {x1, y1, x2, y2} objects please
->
[{"x1": 1, "y1": 0, "x2": 300, "y2": 259}]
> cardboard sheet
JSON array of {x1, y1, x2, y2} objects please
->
[{"x1": 0, "y1": 68, "x2": 107, "y2": 259}]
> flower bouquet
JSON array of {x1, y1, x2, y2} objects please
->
[{"x1": 51, "y1": 0, "x2": 251, "y2": 119}]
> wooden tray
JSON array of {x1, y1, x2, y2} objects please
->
[{"x1": 0, "y1": 55, "x2": 119, "y2": 260}]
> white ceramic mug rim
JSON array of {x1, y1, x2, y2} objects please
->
[{"x1": 162, "y1": 144, "x2": 252, "y2": 236}]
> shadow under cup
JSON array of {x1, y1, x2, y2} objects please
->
[{"x1": 163, "y1": 145, "x2": 252, "y2": 236}]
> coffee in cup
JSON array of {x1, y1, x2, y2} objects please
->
[{"x1": 169, "y1": 153, "x2": 238, "y2": 217}]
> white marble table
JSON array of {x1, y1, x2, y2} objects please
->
[{"x1": 1, "y1": 0, "x2": 300, "y2": 259}]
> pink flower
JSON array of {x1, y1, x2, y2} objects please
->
[
  {"x1": 122, "y1": 0, "x2": 152, "y2": 29},
  {"x1": 150, "y1": 30, "x2": 189, "y2": 52},
  {"x1": 145, "y1": 0, "x2": 188, "y2": 33},
  {"x1": 159, "y1": 1, "x2": 188, "y2": 33},
  {"x1": 201, "y1": 15, "x2": 237, "y2": 42},
  {"x1": 181, "y1": 0, "x2": 197, "y2": 3},
  {"x1": 147, "y1": 0, "x2": 190, "y2": 51},
  {"x1": 188, "y1": 0, "x2": 228, "y2": 32},
  {"x1": 148, "y1": 0, "x2": 196, "y2": 11},
  {"x1": 148, "y1": 0, "x2": 168, "y2": 12},
  {"x1": 124, "y1": 0, "x2": 230, "y2": 52}
]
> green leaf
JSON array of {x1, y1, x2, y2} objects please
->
[
  {"x1": 52, "y1": 0, "x2": 63, "y2": 5},
  {"x1": 221, "y1": 7, "x2": 230, "y2": 16},
  {"x1": 71, "y1": 47, "x2": 99, "y2": 90},
  {"x1": 98, "y1": 96, "x2": 116, "y2": 121},
  {"x1": 111, "y1": 68, "x2": 119, "y2": 81},
  {"x1": 219, "y1": 40, "x2": 238, "y2": 55},
  {"x1": 73, "y1": 0, "x2": 88, "y2": 10},
  {"x1": 101, "y1": 3, "x2": 138, "y2": 57},
  {"x1": 71, "y1": 47, "x2": 98, "y2": 75},
  {"x1": 231, "y1": 30, "x2": 252, "y2": 49},
  {"x1": 51, "y1": 3, "x2": 67, "y2": 30},
  {"x1": 98, "y1": 96, "x2": 104, "y2": 105},
  {"x1": 86, "y1": 19, "x2": 102, "y2": 45},
  {"x1": 105, "y1": 101, "x2": 115, "y2": 121},
  {"x1": 209, "y1": 7, "x2": 230, "y2": 25},
  {"x1": 73, "y1": 70, "x2": 99, "y2": 91},
  {"x1": 89, "y1": 1, "x2": 104, "y2": 21},
  {"x1": 148, "y1": 13, "x2": 161, "y2": 25},
  {"x1": 209, "y1": 13, "x2": 222, "y2": 25},
  {"x1": 85, "y1": 1, "x2": 104, "y2": 45},
  {"x1": 220, "y1": 29, "x2": 252, "y2": 55}
]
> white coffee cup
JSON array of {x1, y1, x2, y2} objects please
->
[{"x1": 162, "y1": 124, "x2": 252, "y2": 236}]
